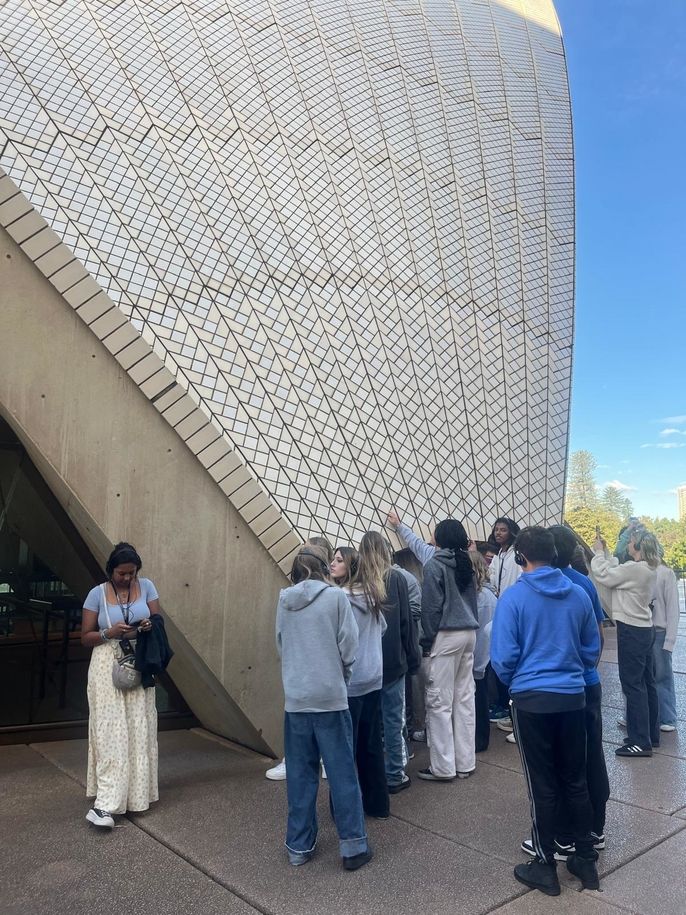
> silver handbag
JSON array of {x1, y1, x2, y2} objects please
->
[
  {"x1": 101, "y1": 585, "x2": 142, "y2": 690},
  {"x1": 112, "y1": 651, "x2": 142, "y2": 690}
]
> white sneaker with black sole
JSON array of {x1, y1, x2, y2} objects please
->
[{"x1": 86, "y1": 807, "x2": 114, "y2": 828}]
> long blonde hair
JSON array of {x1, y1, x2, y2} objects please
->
[
  {"x1": 352, "y1": 531, "x2": 390, "y2": 619},
  {"x1": 469, "y1": 551, "x2": 490, "y2": 592},
  {"x1": 631, "y1": 529, "x2": 661, "y2": 570}
]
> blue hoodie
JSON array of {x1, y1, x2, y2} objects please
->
[{"x1": 490, "y1": 567, "x2": 600, "y2": 697}]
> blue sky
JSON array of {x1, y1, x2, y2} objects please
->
[{"x1": 555, "y1": 0, "x2": 686, "y2": 518}]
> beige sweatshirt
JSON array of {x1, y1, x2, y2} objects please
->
[
  {"x1": 653, "y1": 564, "x2": 680, "y2": 651},
  {"x1": 590, "y1": 549, "x2": 655, "y2": 628}
]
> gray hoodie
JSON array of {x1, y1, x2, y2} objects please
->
[
  {"x1": 420, "y1": 549, "x2": 479, "y2": 652},
  {"x1": 343, "y1": 588, "x2": 387, "y2": 697},
  {"x1": 276, "y1": 580, "x2": 358, "y2": 713}
]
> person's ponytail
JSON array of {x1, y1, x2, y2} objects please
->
[{"x1": 433, "y1": 519, "x2": 473, "y2": 593}]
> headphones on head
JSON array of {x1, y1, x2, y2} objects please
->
[{"x1": 298, "y1": 548, "x2": 331, "y2": 577}]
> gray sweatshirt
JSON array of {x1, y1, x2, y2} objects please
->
[
  {"x1": 392, "y1": 563, "x2": 422, "y2": 621},
  {"x1": 343, "y1": 588, "x2": 387, "y2": 697},
  {"x1": 276, "y1": 580, "x2": 358, "y2": 713},
  {"x1": 420, "y1": 549, "x2": 479, "y2": 651}
]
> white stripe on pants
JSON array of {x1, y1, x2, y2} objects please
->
[{"x1": 424, "y1": 629, "x2": 476, "y2": 777}]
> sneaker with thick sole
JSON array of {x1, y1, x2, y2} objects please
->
[
  {"x1": 343, "y1": 848, "x2": 373, "y2": 871},
  {"x1": 615, "y1": 744, "x2": 652, "y2": 757},
  {"x1": 566, "y1": 854, "x2": 600, "y2": 890},
  {"x1": 489, "y1": 706, "x2": 511, "y2": 723},
  {"x1": 388, "y1": 774, "x2": 411, "y2": 794},
  {"x1": 660, "y1": 724, "x2": 677, "y2": 732},
  {"x1": 86, "y1": 807, "x2": 114, "y2": 829},
  {"x1": 266, "y1": 759, "x2": 287, "y2": 780},
  {"x1": 520, "y1": 838, "x2": 575, "y2": 861},
  {"x1": 495, "y1": 717, "x2": 514, "y2": 732},
  {"x1": 417, "y1": 767, "x2": 456, "y2": 782},
  {"x1": 513, "y1": 860, "x2": 560, "y2": 896},
  {"x1": 506, "y1": 732, "x2": 517, "y2": 744},
  {"x1": 456, "y1": 770, "x2": 474, "y2": 779},
  {"x1": 591, "y1": 832, "x2": 606, "y2": 850}
]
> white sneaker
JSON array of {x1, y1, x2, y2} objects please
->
[
  {"x1": 321, "y1": 763, "x2": 327, "y2": 779},
  {"x1": 660, "y1": 724, "x2": 677, "y2": 732},
  {"x1": 506, "y1": 732, "x2": 517, "y2": 744},
  {"x1": 617, "y1": 717, "x2": 627, "y2": 728},
  {"x1": 86, "y1": 807, "x2": 114, "y2": 828},
  {"x1": 266, "y1": 759, "x2": 287, "y2": 780}
]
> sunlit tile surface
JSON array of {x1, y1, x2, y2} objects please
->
[{"x1": 0, "y1": 0, "x2": 573, "y2": 550}]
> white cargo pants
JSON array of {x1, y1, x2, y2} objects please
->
[{"x1": 424, "y1": 629, "x2": 477, "y2": 777}]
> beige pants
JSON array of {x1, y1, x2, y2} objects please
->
[{"x1": 424, "y1": 629, "x2": 476, "y2": 777}]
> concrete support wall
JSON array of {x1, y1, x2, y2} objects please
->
[{"x1": 0, "y1": 225, "x2": 286, "y2": 754}]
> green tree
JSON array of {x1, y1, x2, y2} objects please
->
[
  {"x1": 564, "y1": 506, "x2": 623, "y2": 552},
  {"x1": 565, "y1": 450, "x2": 598, "y2": 512},
  {"x1": 600, "y1": 485, "x2": 634, "y2": 520}
]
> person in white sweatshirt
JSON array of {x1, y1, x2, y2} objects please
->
[
  {"x1": 652, "y1": 560, "x2": 680, "y2": 731},
  {"x1": 591, "y1": 529, "x2": 659, "y2": 757}
]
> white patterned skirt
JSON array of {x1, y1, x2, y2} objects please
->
[{"x1": 86, "y1": 641, "x2": 159, "y2": 815}]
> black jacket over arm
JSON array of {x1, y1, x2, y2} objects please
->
[{"x1": 135, "y1": 614, "x2": 173, "y2": 688}]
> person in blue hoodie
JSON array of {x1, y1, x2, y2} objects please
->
[
  {"x1": 490, "y1": 527, "x2": 601, "y2": 897},
  {"x1": 520, "y1": 525, "x2": 609, "y2": 861},
  {"x1": 276, "y1": 546, "x2": 372, "y2": 871}
]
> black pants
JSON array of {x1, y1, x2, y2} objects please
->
[
  {"x1": 474, "y1": 676, "x2": 490, "y2": 752},
  {"x1": 486, "y1": 662, "x2": 511, "y2": 710},
  {"x1": 617, "y1": 621, "x2": 659, "y2": 749},
  {"x1": 558, "y1": 683, "x2": 610, "y2": 840},
  {"x1": 512, "y1": 703, "x2": 597, "y2": 864},
  {"x1": 348, "y1": 690, "x2": 389, "y2": 818}
]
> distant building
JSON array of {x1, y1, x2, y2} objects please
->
[{"x1": 678, "y1": 485, "x2": 686, "y2": 522}]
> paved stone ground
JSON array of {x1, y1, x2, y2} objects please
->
[{"x1": 4, "y1": 612, "x2": 686, "y2": 915}]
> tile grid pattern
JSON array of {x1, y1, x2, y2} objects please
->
[{"x1": 0, "y1": 0, "x2": 574, "y2": 557}]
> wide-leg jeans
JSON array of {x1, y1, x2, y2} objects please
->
[{"x1": 284, "y1": 710, "x2": 368, "y2": 862}]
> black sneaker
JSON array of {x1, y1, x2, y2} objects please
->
[
  {"x1": 566, "y1": 853, "x2": 600, "y2": 890},
  {"x1": 417, "y1": 768, "x2": 456, "y2": 781},
  {"x1": 513, "y1": 860, "x2": 560, "y2": 896},
  {"x1": 591, "y1": 831, "x2": 606, "y2": 850},
  {"x1": 615, "y1": 744, "x2": 652, "y2": 757},
  {"x1": 86, "y1": 807, "x2": 114, "y2": 828},
  {"x1": 388, "y1": 774, "x2": 411, "y2": 794},
  {"x1": 343, "y1": 848, "x2": 373, "y2": 871},
  {"x1": 520, "y1": 838, "x2": 574, "y2": 861}
]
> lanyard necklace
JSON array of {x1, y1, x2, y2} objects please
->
[{"x1": 113, "y1": 582, "x2": 133, "y2": 625}]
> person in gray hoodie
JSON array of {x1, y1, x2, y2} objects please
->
[
  {"x1": 276, "y1": 546, "x2": 372, "y2": 871},
  {"x1": 417, "y1": 519, "x2": 480, "y2": 781}
]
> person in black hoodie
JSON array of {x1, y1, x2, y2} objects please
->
[
  {"x1": 417, "y1": 520, "x2": 479, "y2": 781},
  {"x1": 358, "y1": 533, "x2": 421, "y2": 794}
]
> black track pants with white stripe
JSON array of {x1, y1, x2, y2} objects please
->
[{"x1": 512, "y1": 704, "x2": 597, "y2": 864}]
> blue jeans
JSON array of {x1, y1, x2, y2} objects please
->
[
  {"x1": 381, "y1": 675, "x2": 407, "y2": 786},
  {"x1": 284, "y1": 710, "x2": 368, "y2": 862},
  {"x1": 654, "y1": 628, "x2": 678, "y2": 727}
]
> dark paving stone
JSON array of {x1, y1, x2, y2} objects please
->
[
  {"x1": 599, "y1": 828, "x2": 686, "y2": 915},
  {"x1": 491, "y1": 884, "x2": 629, "y2": 914},
  {"x1": 404, "y1": 743, "x2": 682, "y2": 875},
  {"x1": 0, "y1": 744, "x2": 258, "y2": 915},
  {"x1": 603, "y1": 742, "x2": 686, "y2": 815}
]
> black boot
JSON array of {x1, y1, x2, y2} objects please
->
[
  {"x1": 513, "y1": 859, "x2": 560, "y2": 896},
  {"x1": 566, "y1": 854, "x2": 600, "y2": 890}
]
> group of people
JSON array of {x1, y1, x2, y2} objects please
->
[
  {"x1": 78, "y1": 516, "x2": 680, "y2": 893},
  {"x1": 272, "y1": 512, "x2": 680, "y2": 893}
]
